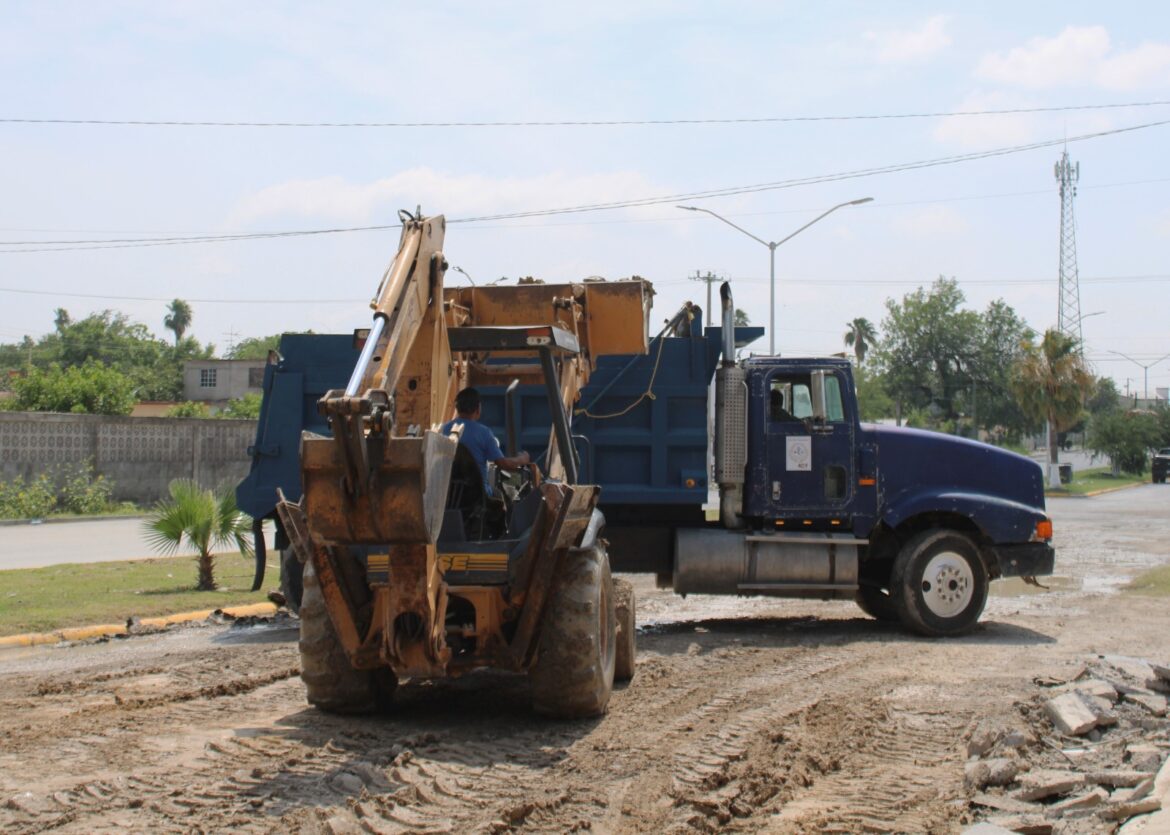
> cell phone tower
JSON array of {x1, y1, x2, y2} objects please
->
[{"x1": 1054, "y1": 149, "x2": 1083, "y2": 349}]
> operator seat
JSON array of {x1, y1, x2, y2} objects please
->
[{"x1": 445, "y1": 443, "x2": 489, "y2": 541}]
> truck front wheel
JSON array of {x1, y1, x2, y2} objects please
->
[
  {"x1": 530, "y1": 544, "x2": 617, "y2": 718},
  {"x1": 891, "y1": 529, "x2": 988, "y2": 637}
]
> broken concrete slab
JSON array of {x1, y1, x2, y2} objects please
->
[
  {"x1": 1045, "y1": 691, "x2": 1100, "y2": 736},
  {"x1": 1152, "y1": 662, "x2": 1170, "y2": 682},
  {"x1": 1073, "y1": 678, "x2": 1120, "y2": 702},
  {"x1": 965, "y1": 758, "x2": 1020, "y2": 790},
  {"x1": 1089, "y1": 771, "x2": 1157, "y2": 788},
  {"x1": 970, "y1": 793, "x2": 1041, "y2": 814},
  {"x1": 1125, "y1": 692, "x2": 1169, "y2": 717},
  {"x1": 967, "y1": 719, "x2": 1006, "y2": 758},
  {"x1": 1104, "y1": 797, "x2": 1162, "y2": 820},
  {"x1": 1085, "y1": 694, "x2": 1121, "y2": 726},
  {"x1": 1102, "y1": 655, "x2": 1156, "y2": 682},
  {"x1": 983, "y1": 815, "x2": 1053, "y2": 834},
  {"x1": 961, "y1": 823, "x2": 1019, "y2": 835},
  {"x1": 1014, "y1": 769, "x2": 1087, "y2": 801},
  {"x1": 1045, "y1": 787, "x2": 1108, "y2": 818},
  {"x1": 1128, "y1": 744, "x2": 1166, "y2": 773}
]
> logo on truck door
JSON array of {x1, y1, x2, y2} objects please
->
[{"x1": 786, "y1": 436, "x2": 812, "y2": 471}]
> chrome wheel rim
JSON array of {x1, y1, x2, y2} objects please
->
[{"x1": 920, "y1": 551, "x2": 974, "y2": 618}]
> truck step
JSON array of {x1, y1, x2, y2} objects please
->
[
  {"x1": 745, "y1": 532, "x2": 867, "y2": 546},
  {"x1": 737, "y1": 582, "x2": 858, "y2": 592}
]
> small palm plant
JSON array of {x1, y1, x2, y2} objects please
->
[{"x1": 144, "y1": 479, "x2": 253, "y2": 590}]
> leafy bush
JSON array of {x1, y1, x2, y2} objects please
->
[
  {"x1": 0, "y1": 473, "x2": 58, "y2": 519},
  {"x1": 218, "y1": 393, "x2": 262, "y2": 420},
  {"x1": 59, "y1": 461, "x2": 114, "y2": 514},
  {"x1": 0, "y1": 461, "x2": 117, "y2": 519},
  {"x1": 166, "y1": 401, "x2": 209, "y2": 418}
]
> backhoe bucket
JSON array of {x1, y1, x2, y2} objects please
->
[{"x1": 300, "y1": 430, "x2": 456, "y2": 545}]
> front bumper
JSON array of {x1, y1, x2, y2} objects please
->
[{"x1": 993, "y1": 542, "x2": 1055, "y2": 578}]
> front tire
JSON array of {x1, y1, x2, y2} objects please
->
[
  {"x1": 855, "y1": 584, "x2": 899, "y2": 622},
  {"x1": 891, "y1": 529, "x2": 988, "y2": 637},
  {"x1": 530, "y1": 544, "x2": 616, "y2": 718}
]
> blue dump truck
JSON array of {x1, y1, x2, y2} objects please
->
[{"x1": 239, "y1": 283, "x2": 1053, "y2": 638}]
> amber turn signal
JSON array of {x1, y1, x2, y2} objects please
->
[{"x1": 1035, "y1": 519, "x2": 1053, "y2": 540}]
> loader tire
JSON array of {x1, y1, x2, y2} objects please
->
[
  {"x1": 613, "y1": 577, "x2": 636, "y2": 682},
  {"x1": 299, "y1": 558, "x2": 395, "y2": 714},
  {"x1": 530, "y1": 543, "x2": 616, "y2": 718}
]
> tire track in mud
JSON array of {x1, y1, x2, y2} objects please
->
[{"x1": 3, "y1": 619, "x2": 973, "y2": 834}]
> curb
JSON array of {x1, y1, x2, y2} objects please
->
[
  {"x1": 1046, "y1": 481, "x2": 1147, "y2": 499},
  {"x1": 0, "y1": 514, "x2": 149, "y2": 528},
  {"x1": 0, "y1": 602, "x2": 279, "y2": 649}
]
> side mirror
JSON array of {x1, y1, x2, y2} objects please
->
[{"x1": 810, "y1": 370, "x2": 828, "y2": 423}]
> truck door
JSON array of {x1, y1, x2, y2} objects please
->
[{"x1": 762, "y1": 369, "x2": 854, "y2": 515}]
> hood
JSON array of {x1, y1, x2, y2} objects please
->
[{"x1": 861, "y1": 423, "x2": 1046, "y2": 512}]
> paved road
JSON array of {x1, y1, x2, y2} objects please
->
[{"x1": 0, "y1": 518, "x2": 277, "y2": 571}]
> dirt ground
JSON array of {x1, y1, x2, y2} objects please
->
[{"x1": 1, "y1": 486, "x2": 1168, "y2": 834}]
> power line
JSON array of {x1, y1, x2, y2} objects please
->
[
  {"x1": 0, "y1": 287, "x2": 364, "y2": 303},
  {"x1": 3, "y1": 100, "x2": 1169, "y2": 129},
  {"x1": 3, "y1": 118, "x2": 1167, "y2": 255}
]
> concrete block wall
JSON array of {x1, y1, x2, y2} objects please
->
[{"x1": 0, "y1": 412, "x2": 257, "y2": 505}]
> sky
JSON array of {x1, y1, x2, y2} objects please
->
[{"x1": 2, "y1": 1, "x2": 1169, "y2": 397}]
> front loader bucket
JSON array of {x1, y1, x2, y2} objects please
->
[{"x1": 300, "y1": 429, "x2": 456, "y2": 545}]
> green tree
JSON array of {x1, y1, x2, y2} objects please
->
[
  {"x1": 226, "y1": 334, "x2": 282, "y2": 360},
  {"x1": 163, "y1": 299, "x2": 193, "y2": 346},
  {"x1": 955, "y1": 299, "x2": 1034, "y2": 440},
  {"x1": 876, "y1": 277, "x2": 979, "y2": 427},
  {"x1": 733, "y1": 309, "x2": 750, "y2": 327},
  {"x1": 10, "y1": 360, "x2": 135, "y2": 415},
  {"x1": 1087, "y1": 410, "x2": 1160, "y2": 475},
  {"x1": 144, "y1": 480, "x2": 253, "y2": 590},
  {"x1": 854, "y1": 365, "x2": 894, "y2": 421},
  {"x1": 1086, "y1": 376, "x2": 1122, "y2": 417},
  {"x1": 1009, "y1": 330, "x2": 1094, "y2": 487},
  {"x1": 843, "y1": 317, "x2": 877, "y2": 365}
]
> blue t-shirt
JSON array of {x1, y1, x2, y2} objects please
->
[{"x1": 441, "y1": 417, "x2": 505, "y2": 496}]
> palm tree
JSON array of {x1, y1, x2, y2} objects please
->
[
  {"x1": 1010, "y1": 330, "x2": 1094, "y2": 488},
  {"x1": 163, "y1": 299, "x2": 193, "y2": 346},
  {"x1": 144, "y1": 479, "x2": 253, "y2": 590},
  {"x1": 844, "y1": 317, "x2": 877, "y2": 365}
]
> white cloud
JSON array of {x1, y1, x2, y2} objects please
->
[
  {"x1": 977, "y1": 26, "x2": 1170, "y2": 90},
  {"x1": 889, "y1": 206, "x2": 970, "y2": 240},
  {"x1": 865, "y1": 16, "x2": 951, "y2": 64},
  {"x1": 932, "y1": 91, "x2": 1041, "y2": 149},
  {"x1": 229, "y1": 168, "x2": 663, "y2": 226}
]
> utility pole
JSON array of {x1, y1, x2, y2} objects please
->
[
  {"x1": 688, "y1": 270, "x2": 719, "y2": 331},
  {"x1": 689, "y1": 270, "x2": 721, "y2": 489},
  {"x1": 223, "y1": 328, "x2": 240, "y2": 357},
  {"x1": 1055, "y1": 150, "x2": 1084, "y2": 351}
]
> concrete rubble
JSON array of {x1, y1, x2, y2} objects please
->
[{"x1": 964, "y1": 654, "x2": 1170, "y2": 834}]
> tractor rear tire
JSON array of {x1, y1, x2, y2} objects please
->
[
  {"x1": 299, "y1": 558, "x2": 396, "y2": 713},
  {"x1": 613, "y1": 577, "x2": 636, "y2": 682},
  {"x1": 530, "y1": 543, "x2": 616, "y2": 718}
]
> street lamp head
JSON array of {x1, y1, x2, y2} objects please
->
[
  {"x1": 677, "y1": 205, "x2": 700, "y2": 212},
  {"x1": 848, "y1": 197, "x2": 874, "y2": 206}
]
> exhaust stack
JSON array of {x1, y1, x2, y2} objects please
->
[{"x1": 714, "y1": 282, "x2": 747, "y2": 529}]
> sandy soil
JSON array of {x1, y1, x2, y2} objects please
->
[{"x1": 1, "y1": 485, "x2": 1168, "y2": 834}]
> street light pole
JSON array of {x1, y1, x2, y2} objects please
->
[
  {"x1": 678, "y1": 198, "x2": 873, "y2": 355},
  {"x1": 1109, "y1": 350, "x2": 1170, "y2": 401}
]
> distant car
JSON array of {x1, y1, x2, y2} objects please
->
[{"x1": 1154, "y1": 448, "x2": 1170, "y2": 484}]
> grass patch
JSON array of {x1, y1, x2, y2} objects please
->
[
  {"x1": 0, "y1": 554, "x2": 274, "y2": 636},
  {"x1": 1125, "y1": 564, "x2": 1170, "y2": 597},
  {"x1": 1045, "y1": 466, "x2": 1146, "y2": 496}
]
